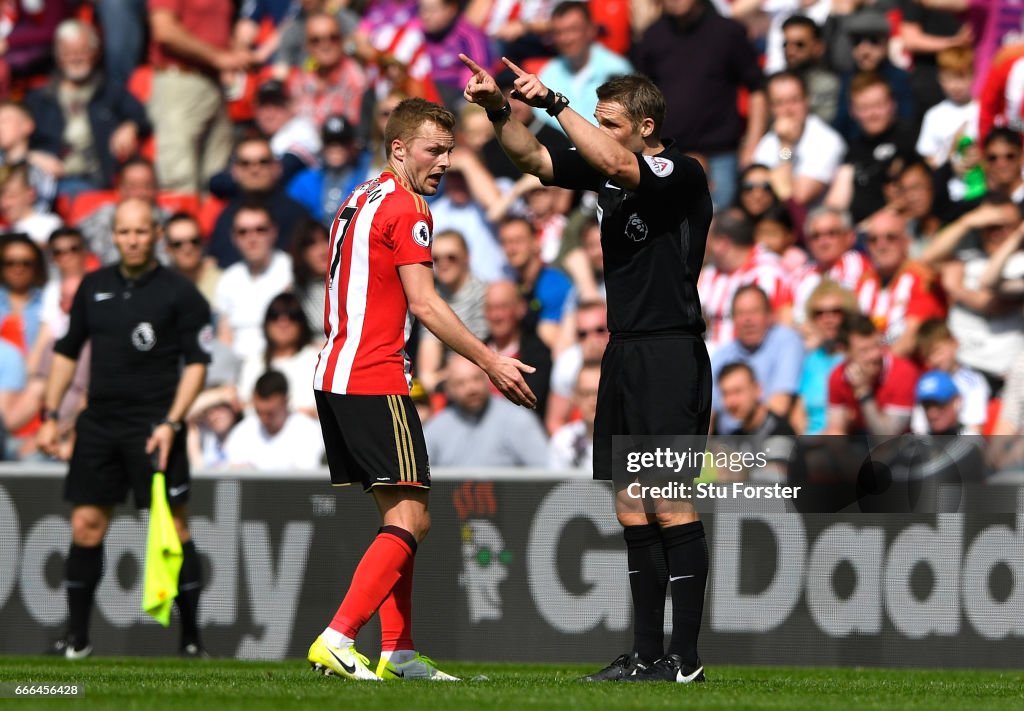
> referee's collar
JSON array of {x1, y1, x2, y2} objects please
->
[{"x1": 115, "y1": 262, "x2": 162, "y2": 287}]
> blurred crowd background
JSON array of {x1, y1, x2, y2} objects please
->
[{"x1": 1, "y1": 0, "x2": 1024, "y2": 477}]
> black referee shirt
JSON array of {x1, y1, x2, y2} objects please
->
[
  {"x1": 546, "y1": 142, "x2": 711, "y2": 335},
  {"x1": 55, "y1": 264, "x2": 212, "y2": 412}
]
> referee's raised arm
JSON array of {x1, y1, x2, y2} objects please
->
[{"x1": 459, "y1": 54, "x2": 556, "y2": 183}]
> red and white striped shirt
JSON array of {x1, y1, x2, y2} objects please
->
[
  {"x1": 314, "y1": 170, "x2": 434, "y2": 395},
  {"x1": 699, "y1": 245, "x2": 792, "y2": 351},
  {"x1": 792, "y1": 250, "x2": 878, "y2": 323},
  {"x1": 861, "y1": 260, "x2": 946, "y2": 346},
  {"x1": 481, "y1": 0, "x2": 552, "y2": 36}
]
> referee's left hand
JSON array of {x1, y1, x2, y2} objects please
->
[
  {"x1": 484, "y1": 356, "x2": 538, "y2": 409},
  {"x1": 145, "y1": 424, "x2": 175, "y2": 473}
]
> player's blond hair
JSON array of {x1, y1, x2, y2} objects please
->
[{"x1": 384, "y1": 98, "x2": 456, "y2": 158}]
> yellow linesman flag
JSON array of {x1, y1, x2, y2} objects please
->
[{"x1": 143, "y1": 473, "x2": 183, "y2": 626}]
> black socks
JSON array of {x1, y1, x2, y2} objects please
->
[
  {"x1": 175, "y1": 540, "x2": 203, "y2": 647},
  {"x1": 662, "y1": 520, "x2": 708, "y2": 666},
  {"x1": 65, "y1": 543, "x2": 104, "y2": 646},
  {"x1": 623, "y1": 523, "x2": 669, "y2": 664}
]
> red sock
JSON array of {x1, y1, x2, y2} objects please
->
[
  {"x1": 330, "y1": 526, "x2": 416, "y2": 639},
  {"x1": 379, "y1": 554, "x2": 415, "y2": 651}
]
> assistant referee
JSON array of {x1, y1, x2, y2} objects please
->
[
  {"x1": 462, "y1": 56, "x2": 713, "y2": 683},
  {"x1": 38, "y1": 198, "x2": 212, "y2": 659}
]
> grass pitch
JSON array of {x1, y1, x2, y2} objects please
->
[{"x1": 2, "y1": 657, "x2": 1023, "y2": 711}]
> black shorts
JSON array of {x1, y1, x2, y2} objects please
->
[
  {"x1": 314, "y1": 391, "x2": 430, "y2": 492},
  {"x1": 593, "y1": 333, "x2": 712, "y2": 484},
  {"x1": 65, "y1": 408, "x2": 190, "y2": 508}
]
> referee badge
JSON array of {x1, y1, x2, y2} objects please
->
[
  {"x1": 412, "y1": 220, "x2": 431, "y2": 248},
  {"x1": 131, "y1": 322, "x2": 156, "y2": 351},
  {"x1": 643, "y1": 154, "x2": 674, "y2": 177}
]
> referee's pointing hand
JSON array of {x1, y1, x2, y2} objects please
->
[
  {"x1": 485, "y1": 355, "x2": 538, "y2": 409},
  {"x1": 459, "y1": 54, "x2": 504, "y2": 110}
]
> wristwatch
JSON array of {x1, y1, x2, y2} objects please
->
[
  {"x1": 544, "y1": 92, "x2": 570, "y2": 118},
  {"x1": 41, "y1": 407, "x2": 59, "y2": 422},
  {"x1": 486, "y1": 101, "x2": 512, "y2": 123},
  {"x1": 160, "y1": 419, "x2": 183, "y2": 433}
]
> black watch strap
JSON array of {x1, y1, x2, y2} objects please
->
[
  {"x1": 545, "y1": 92, "x2": 569, "y2": 117},
  {"x1": 486, "y1": 102, "x2": 512, "y2": 123}
]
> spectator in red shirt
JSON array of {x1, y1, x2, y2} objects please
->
[
  {"x1": 861, "y1": 208, "x2": 946, "y2": 358},
  {"x1": 826, "y1": 313, "x2": 920, "y2": 435},
  {"x1": 147, "y1": 0, "x2": 252, "y2": 192}
]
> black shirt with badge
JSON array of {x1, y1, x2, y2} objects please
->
[
  {"x1": 845, "y1": 120, "x2": 919, "y2": 223},
  {"x1": 545, "y1": 141, "x2": 711, "y2": 335},
  {"x1": 55, "y1": 264, "x2": 212, "y2": 414}
]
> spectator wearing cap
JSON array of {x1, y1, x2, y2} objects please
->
[
  {"x1": 0, "y1": 101, "x2": 57, "y2": 211},
  {"x1": 287, "y1": 114, "x2": 371, "y2": 225},
  {"x1": 536, "y1": 1, "x2": 631, "y2": 133},
  {"x1": 25, "y1": 20, "x2": 152, "y2": 197},
  {"x1": 207, "y1": 134, "x2": 312, "y2": 267},
  {"x1": 832, "y1": 10, "x2": 914, "y2": 143},
  {"x1": 912, "y1": 319, "x2": 990, "y2": 435},
  {"x1": 914, "y1": 370, "x2": 969, "y2": 435},
  {"x1": 252, "y1": 79, "x2": 322, "y2": 183},
  {"x1": 285, "y1": 11, "x2": 367, "y2": 129},
  {"x1": 147, "y1": 0, "x2": 252, "y2": 192}
]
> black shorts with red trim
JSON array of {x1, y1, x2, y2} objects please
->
[{"x1": 315, "y1": 390, "x2": 431, "y2": 492}]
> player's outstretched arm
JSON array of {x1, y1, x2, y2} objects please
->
[
  {"x1": 459, "y1": 53, "x2": 555, "y2": 183},
  {"x1": 499, "y1": 57, "x2": 644, "y2": 190},
  {"x1": 399, "y1": 262, "x2": 538, "y2": 409}
]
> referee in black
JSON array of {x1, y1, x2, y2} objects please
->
[
  {"x1": 461, "y1": 55, "x2": 713, "y2": 682},
  {"x1": 38, "y1": 198, "x2": 212, "y2": 659}
]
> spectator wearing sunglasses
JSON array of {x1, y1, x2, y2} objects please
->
[
  {"x1": 207, "y1": 135, "x2": 312, "y2": 268},
  {"x1": 545, "y1": 299, "x2": 607, "y2": 435},
  {"x1": 285, "y1": 12, "x2": 367, "y2": 129},
  {"x1": 165, "y1": 213, "x2": 220, "y2": 306},
  {"x1": 832, "y1": 10, "x2": 914, "y2": 143},
  {"x1": 781, "y1": 15, "x2": 839, "y2": 124},
  {"x1": 861, "y1": 208, "x2": 945, "y2": 359},
  {"x1": 213, "y1": 202, "x2": 294, "y2": 359},
  {"x1": 792, "y1": 280, "x2": 856, "y2": 434},
  {"x1": 237, "y1": 292, "x2": 319, "y2": 418},
  {"x1": 733, "y1": 164, "x2": 781, "y2": 224},
  {"x1": 40, "y1": 227, "x2": 94, "y2": 340}
]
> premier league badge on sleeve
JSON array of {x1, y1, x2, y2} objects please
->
[{"x1": 412, "y1": 220, "x2": 431, "y2": 248}]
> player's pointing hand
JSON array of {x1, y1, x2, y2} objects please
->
[
  {"x1": 459, "y1": 53, "x2": 504, "y2": 110},
  {"x1": 484, "y1": 355, "x2": 538, "y2": 409}
]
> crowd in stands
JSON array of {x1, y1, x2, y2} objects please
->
[{"x1": 1, "y1": 0, "x2": 1024, "y2": 478}]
